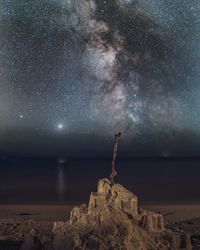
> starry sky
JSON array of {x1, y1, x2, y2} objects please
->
[{"x1": 0, "y1": 0, "x2": 200, "y2": 157}]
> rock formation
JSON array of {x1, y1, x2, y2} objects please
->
[{"x1": 53, "y1": 178, "x2": 192, "y2": 250}]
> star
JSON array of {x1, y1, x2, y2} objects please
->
[
  {"x1": 0, "y1": 0, "x2": 198, "y2": 156},
  {"x1": 57, "y1": 124, "x2": 64, "y2": 130}
]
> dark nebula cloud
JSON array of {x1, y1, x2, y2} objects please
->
[{"x1": 0, "y1": 0, "x2": 199, "y2": 156}]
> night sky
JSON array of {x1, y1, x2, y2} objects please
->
[{"x1": 0, "y1": 0, "x2": 200, "y2": 157}]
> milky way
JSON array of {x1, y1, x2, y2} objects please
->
[{"x1": 0, "y1": 0, "x2": 200, "y2": 156}]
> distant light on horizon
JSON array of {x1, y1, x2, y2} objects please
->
[{"x1": 162, "y1": 152, "x2": 169, "y2": 158}]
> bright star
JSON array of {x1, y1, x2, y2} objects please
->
[
  {"x1": 57, "y1": 124, "x2": 64, "y2": 130},
  {"x1": 19, "y1": 114, "x2": 23, "y2": 119}
]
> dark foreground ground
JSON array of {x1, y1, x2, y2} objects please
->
[{"x1": 0, "y1": 204, "x2": 200, "y2": 249}]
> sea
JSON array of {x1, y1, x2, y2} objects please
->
[{"x1": 0, "y1": 157, "x2": 200, "y2": 204}]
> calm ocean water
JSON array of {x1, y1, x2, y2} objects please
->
[{"x1": 0, "y1": 158, "x2": 200, "y2": 203}]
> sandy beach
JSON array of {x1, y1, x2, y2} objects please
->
[
  {"x1": 0, "y1": 203, "x2": 200, "y2": 249},
  {"x1": 0, "y1": 203, "x2": 200, "y2": 222}
]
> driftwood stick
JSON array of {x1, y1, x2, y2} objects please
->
[{"x1": 110, "y1": 132, "x2": 121, "y2": 184}]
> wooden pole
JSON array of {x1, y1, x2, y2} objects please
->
[{"x1": 110, "y1": 132, "x2": 121, "y2": 184}]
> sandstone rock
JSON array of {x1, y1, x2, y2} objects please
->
[
  {"x1": 53, "y1": 222, "x2": 68, "y2": 236},
  {"x1": 53, "y1": 178, "x2": 192, "y2": 250},
  {"x1": 94, "y1": 178, "x2": 138, "y2": 215},
  {"x1": 165, "y1": 229, "x2": 192, "y2": 250},
  {"x1": 69, "y1": 204, "x2": 91, "y2": 226},
  {"x1": 139, "y1": 208, "x2": 165, "y2": 233}
]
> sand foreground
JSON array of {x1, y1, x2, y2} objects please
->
[
  {"x1": 0, "y1": 203, "x2": 200, "y2": 249},
  {"x1": 0, "y1": 203, "x2": 199, "y2": 222}
]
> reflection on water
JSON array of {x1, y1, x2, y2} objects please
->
[
  {"x1": 0, "y1": 157, "x2": 200, "y2": 203},
  {"x1": 57, "y1": 165, "x2": 66, "y2": 202}
]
